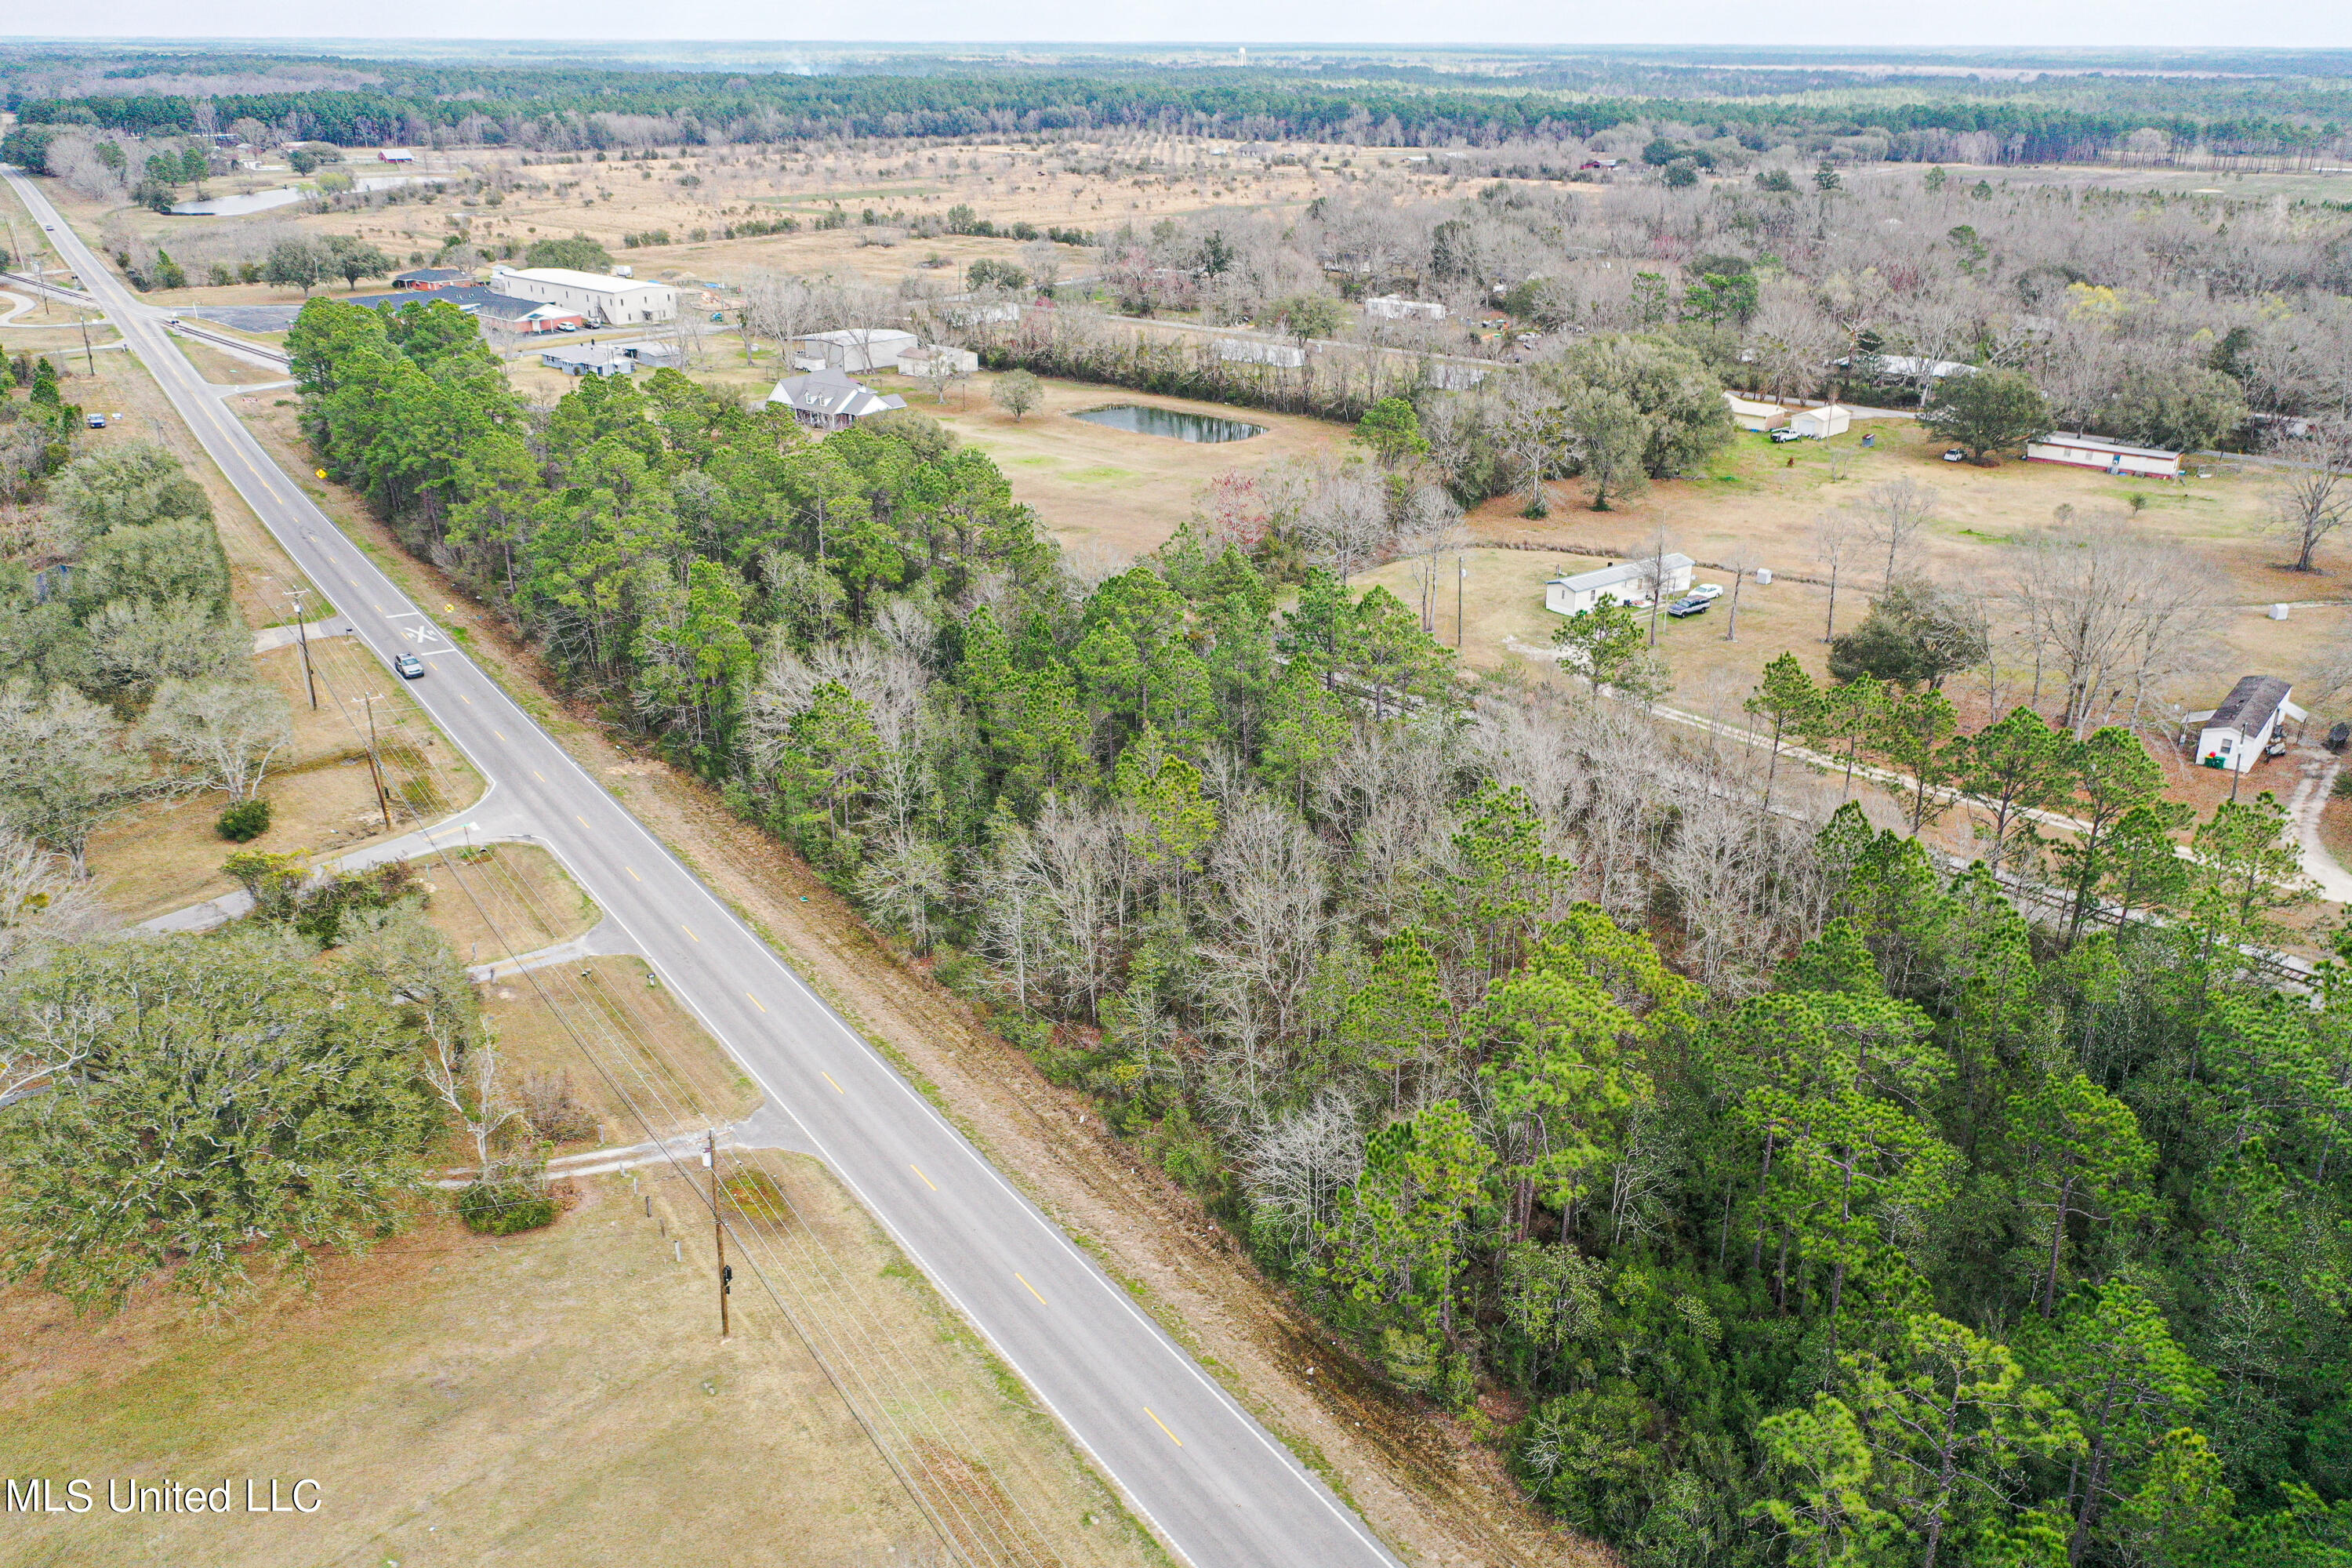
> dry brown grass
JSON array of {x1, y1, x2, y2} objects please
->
[
  {"x1": 414, "y1": 840, "x2": 601, "y2": 963},
  {"x1": 481, "y1": 953, "x2": 760, "y2": 1145},
  {"x1": 1450, "y1": 419, "x2": 2345, "y2": 731},
  {"x1": 0, "y1": 1154, "x2": 1149, "y2": 1568}
]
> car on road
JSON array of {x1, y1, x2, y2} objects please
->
[
  {"x1": 1686, "y1": 583, "x2": 1724, "y2": 601},
  {"x1": 393, "y1": 652, "x2": 426, "y2": 680},
  {"x1": 1666, "y1": 595, "x2": 1712, "y2": 618}
]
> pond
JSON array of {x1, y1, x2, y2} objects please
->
[{"x1": 1068, "y1": 404, "x2": 1267, "y2": 443}]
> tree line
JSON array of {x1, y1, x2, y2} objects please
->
[{"x1": 281, "y1": 293, "x2": 2352, "y2": 1563}]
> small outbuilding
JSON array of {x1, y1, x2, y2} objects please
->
[
  {"x1": 2025, "y1": 432, "x2": 2184, "y2": 478},
  {"x1": 2187, "y1": 675, "x2": 2305, "y2": 774},
  {"x1": 1723, "y1": 394, "x2": 1790, "y2": 432},
  {"x1": 897, "y1": 342, "x2": 980, "y2": 377},
  {"x1": 1788, "y1": 405, "x2": 1853, "y2": 440},
  {"x1": 1545, "y1": 554, "x2": 1695, "y2": 616}
]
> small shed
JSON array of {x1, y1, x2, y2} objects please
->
[
  {"x1": 2189, "y1": 675, "x2": 2305, "y2": 774},
  {"x1": 1788, "y1": 405, "x2": 1852, "y2": 440},
  {"x1": 2025, "y1": 432, "x2": 2183, "y2": 479},
  {"x1": 1545, "y1": 554, "x2": 1695, "y2": 616},
  {"x1": 1723, "y1": 394, "x2": 1789, "y2": 432}
]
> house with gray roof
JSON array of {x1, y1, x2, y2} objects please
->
[
  {"x1": 766, "y1": 365, "x2": 906, "y2": 431},
  {"x1": 2188, "y1": 675, "x2": 2305, "y2": 774}
]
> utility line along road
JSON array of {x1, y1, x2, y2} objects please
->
[{"x1": 2, "y1": 165, "x2": 1400, "y2": 1568}]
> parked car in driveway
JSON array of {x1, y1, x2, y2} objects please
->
[
  {"x1": 393, "y1": 652, "x2": 425, "y2": 680},
  {"x1": 1666, "y1": 595, "x2": 1711, "y2": 618},
  {"x1": 1769, "y1": 427, "x2": 1802, "y2": 444}
]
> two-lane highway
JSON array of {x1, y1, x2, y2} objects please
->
[{"x1": 3, "y1": 165, "x2": 1400, "y2": 1568}]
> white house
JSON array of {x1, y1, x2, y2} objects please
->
[
  {"x1": 489, "y1": 266, "x2": 678, "y2": 326},
  {"x1": 539, "y1": 343, "x2": 634, "y2": 377},
  {"x1": 2188, "y1": 676, "x2": 2304, "y2": 774},
  {"x1": 1215, "y1": 338, "x2": 1308, "y2": 368},
  {"x1": 1364, "y1": 295, "x2": 1447, "y2": 321},
  {"x1": 1545, "y1": 554, "x2": 1695, "y2": 616},
  {"x1": 2026, "y1": 432, "x2": 2184, "y2": 479},
  {"x1": 766, "y1": 366, "x2": 907, "y2": 432},
  {"x1": 1788, "y1": 405, "x2": 1853, "y2": 439},
  {"x1": 1723, "y1": 393, "x2": 1789, "y2": 432},
  {"x1": 788, "y1": 328, "x2": 920, "y2": 373}
]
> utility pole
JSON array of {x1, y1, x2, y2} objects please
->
[
  {"x1": 288, "y1": 588, "x2": 318, "y2": 708},
  {"x1": 355, "y1": 693, "x2": 391, "y2": 829},
  {"x1": 1455, "y1": 554, "x2": 1465, "y2": 649},
  {"x1": 708, "y1": 1131, "x2": 730, "y2": 1340}
]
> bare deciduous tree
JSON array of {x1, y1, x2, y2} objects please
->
[
  {"x1": 2268, "y1": 426, "x2": 2352, "y2": 573},
  {"x1": 1857, "y1": 477, "x2": 1937, "y2": 589},
  {"x1": 2009, "y1": 510, "x2": 2212, "y2": 739},
  {"x1": 422, "y1": 1015, "x2": 526, "y2": 1178},
  {"x1": 1812, "y1": 508, "x2": 1858, "y2": 644},
  {"x1": 1297, "y1": 466, "x2": 1391, "y2": 585}
]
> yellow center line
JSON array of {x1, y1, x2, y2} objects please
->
[
  {"x1": 1017, "y1": 1272, "x2": 1047, "y2": 1306},
  {"x1": 459, "y1": 693, "x2": 472, "y2": 705},
  {"x1": 532, "y1": 770, "x2": 545, "y2": 782},
  {"x1": 910, "y1": 1163, "x2": 937, "y2": 1191},
  {"x1": 822, "y1": 1072, "x2": 845, "y2": 1094},
  {"x1": 493, "y1": 729, "x2": 506, "y2": 742},
  {"x1": 683, "y1": 924, "x2": 699, "y2": 942},
  {"x1": 575, "y1": 815, "x2": 589, "y2": 828},
  {"x1": 625, "y1": 866, "x2": 641, "y2": 881},
  {"x1": 746, "y1": 992, "x2": 765, "y2": 1014},
  {"x1": 1145, "y1": 1407, "x2": 1182, "y2": 1447}
]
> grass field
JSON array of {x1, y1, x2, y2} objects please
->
[
  {"x1": 415, "y1": 840, "x2": 601, "y2": 964},
  {"x1": 479, "y1": 953, "x2": 762, "y2": 1146},
  {"x1": 0, "y1": 1151, "x2": 1151, "y2": 1568},
  {"x1": 1450, "y1": 419, "x2": 2348, "y2": 732}
]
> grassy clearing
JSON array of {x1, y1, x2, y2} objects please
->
[
  {"x1": 1457, "y1": 419, "x2": 2343, "y2": 730},
  {"x1": 481, "y1": 953, "x2": 760, "y2": 1144},
  {"x1": 0, "y1": 1155, "x2": 1145, "y2": 1568},
  {"x1": 415, "y1": 841, "x2": 601, "y2": 963}
]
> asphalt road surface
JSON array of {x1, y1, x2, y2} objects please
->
[{"x1": 3, "y1": 165, "x2": 1401, "y2": 1568}]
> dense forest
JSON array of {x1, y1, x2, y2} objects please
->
[
  {"x1": 5, "y1": 48, "x2": 2350, "y2": 162},
  {"x1": 279, "y1": 291, "x2": 2352, "y2": 1564}
]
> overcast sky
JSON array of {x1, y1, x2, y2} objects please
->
[{"x1": 18, "y1": 2, "x2": 2352, "y2": 50}]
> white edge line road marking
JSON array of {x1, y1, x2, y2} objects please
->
[{"x1": 6, "y1": 167, "x2": 1393, "y2": 1568}]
